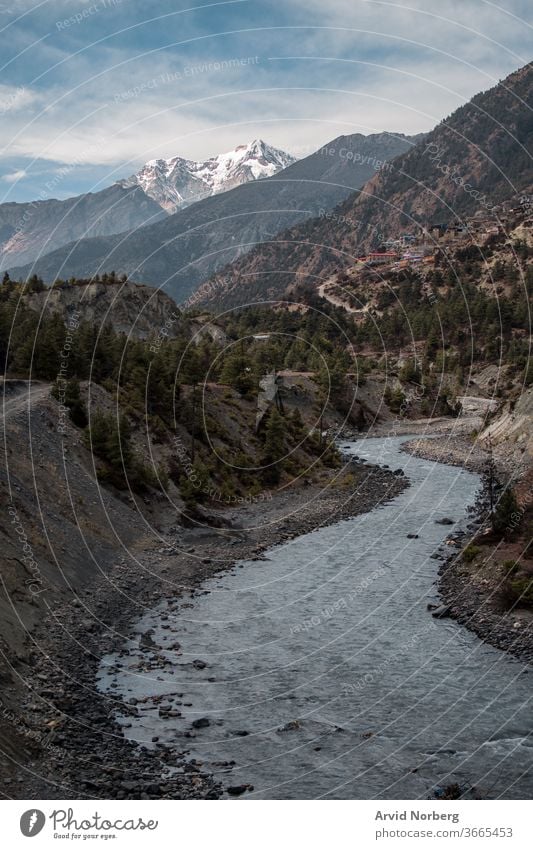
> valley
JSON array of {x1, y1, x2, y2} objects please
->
[
  {"x1": 0, "y1": 267, "x2": 532, "y2": 799},
  {"x1": 0, "y1": 55, "x2": 532, "y2": 806}
]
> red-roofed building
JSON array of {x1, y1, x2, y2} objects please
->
[{"x1": 365, "y1": 252, "x2": 398, "y2": 265}]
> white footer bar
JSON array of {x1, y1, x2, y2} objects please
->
[{"x1": 2, "y1": 799, "x2": 531, "y2": 848}]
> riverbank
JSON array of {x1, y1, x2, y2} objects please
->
[
  {"x1": 12, "y1": 459, "x2": 408, "y2": 800},
  {"x1": 338, "y1": 416, "x2": 488, "y2": 470},
  {"x1": 363, "y1": 414, "x2": 483, "y2": 440},
  {"x1": 401, "y1": 434, "x2": 533, "y2": 665},
  {"x1": 435, "y1": 478, "x2": 533, "y2": 666},
  {"x1": 402, "y1": 433, "x2": 489, "y2": 473}
]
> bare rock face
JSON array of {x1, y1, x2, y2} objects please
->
[
  {"x1": 481, "y1": 386, "x2": 533, "y2": 475},
  {"x1": 24, "y1": 280, "x2": 181, "y2": 341},
  {"x1": 256, "y1": 372, "x2": 283, "y2": 432}
]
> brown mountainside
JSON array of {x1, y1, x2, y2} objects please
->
[{"x1": 194, "y1": 63, "x2": 533, "y2": 311}]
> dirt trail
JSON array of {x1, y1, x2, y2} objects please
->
[
  {"x1": 317, "y1": 275, "x2": 370, "y2": 316},
  {"x1": 0, "y1": 381, "x2": 50, "y2": 422}
]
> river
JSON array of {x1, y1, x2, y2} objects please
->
[{"x1": 97, "y1": 436, "x2": 533, "y2": 799}]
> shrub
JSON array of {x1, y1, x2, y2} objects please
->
[
  {"x1": 492, "y1": 488, "x2": 519, "y2": 537},
  {"x1": 399, "y1": 359, "x2": 421, "y2": 384},
  {"x1": 52, "y1": 378, "x2": 88, "y2": 428},
  {"x1": 86, "y1": 410, "x2": 154, "y2": 492},
  {"x1": 463, "y1": 544, "x2": 481, "y2": 563},
  {"x1": 503, "y1": 575, "x2": 533, "y2": 608},
  {"x1": 384, "y1": 386, "x2": 406, "y2": 413},
  {"x1": 178, "y1": 460, "x2": 210, "y2": 508}
]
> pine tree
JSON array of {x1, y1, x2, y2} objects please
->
[
  {"x1": 87, "y1": 411, "x2": 135, "y2": 488},
  {"x1": 220, "y1": 347, "x2": 253, "y2": 395},
  {"x1": 32, "y1": 312, "x2": 65, "y2": 379},
  {"x1": 64, "y1": 379, "x2": 87, "y2": 427},
  {"x1": 261, "y1": 408, "x2": 287, "y2": 484},
  {"x1": 492, "y1": 488, "x2": 519, "y2": 537}
]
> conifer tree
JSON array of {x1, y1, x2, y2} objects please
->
[{"x1": 261, "y1": 407, "x2": 287, "y2": 484}]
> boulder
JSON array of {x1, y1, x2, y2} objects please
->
[
  {"x1": 431, "y1": 605, "x2": 451, "y2": 619},
  {"x1": 227, "y1": 784, "x2": 251, "y2": 796}
]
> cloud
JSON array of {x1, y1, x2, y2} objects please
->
[
  {"x1": 0, "y1": 0, "x2": 530, "y2": 200},
  {"x1": 0, "y1": 83, "x2": 38, "y2": 114},
  {"x1": 2, "y1": 168, "x2": 27, "y2": 182}
]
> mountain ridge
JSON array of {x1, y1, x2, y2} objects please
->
[
  {"x1": 7, "y1": 131, "x2": 418, "y2": 301},
  {"x1": 0, "y1": 184, "x2": 165, "y2": 272},
  {"x1": 0, "y1": 139, "x2": 294, "y2": 271}
]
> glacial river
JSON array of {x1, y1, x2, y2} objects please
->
[{"x1": 98, "y1": 436, "x2": 533, "y2": 799}]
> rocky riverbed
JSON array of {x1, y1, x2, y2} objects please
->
[
  {"x1": 10, "y1": 460, "x2": 408, "y2": 800},
  {"x1": 95, "y1": 436, "x2": 533, "y2": 800},
  {"x1": 402, "y1": 434, "x2": 489, "y2": 473},
  {"x1": 10, "y1": 430, "x2": 533, "y2": 801}
]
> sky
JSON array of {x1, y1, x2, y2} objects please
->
[{"x1": 0, "y1": 0, "x2": 531, "y2": 202}]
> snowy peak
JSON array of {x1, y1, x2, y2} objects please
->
[{"x1": 120, "y1": 140, "x2": 296, "y2": 213}]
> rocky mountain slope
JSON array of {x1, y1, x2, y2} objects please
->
[
  {"x1": 7, "y1": 132, "x2": 416, "y2": 302},
  {"x1": 0, "y1": 184, "x2": 165, "y2": 271},
  {"x1": 193, "y1": 62, "x2": 533, "y2": 309},
  {"x1": 482, "y1": 385, "x2": 533, "y2": 474},
  {"x1": 24, "y1": 277, "x2": 182, "y2": 340},
  {"x1": 120, "y1": 139, "x2": 295, "y2": 212}
]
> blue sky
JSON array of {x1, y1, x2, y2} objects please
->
[{"x1": 0, "y1": 0, "x2": 531, "y2": 202}]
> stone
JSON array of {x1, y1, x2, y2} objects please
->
[
  {"x1": 192, "y1": 717, "x2": 210, "y2": 729},
  {"x1": 431, "y1": 605, "x2": 451, "y2": 619},
  {"x1": 227, "y1": 784, "x2": 249, "y2": 796}
]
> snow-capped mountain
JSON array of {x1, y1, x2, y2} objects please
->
[{"x1": 119, "y1": 139, "x2": 296, "y2": 213}]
